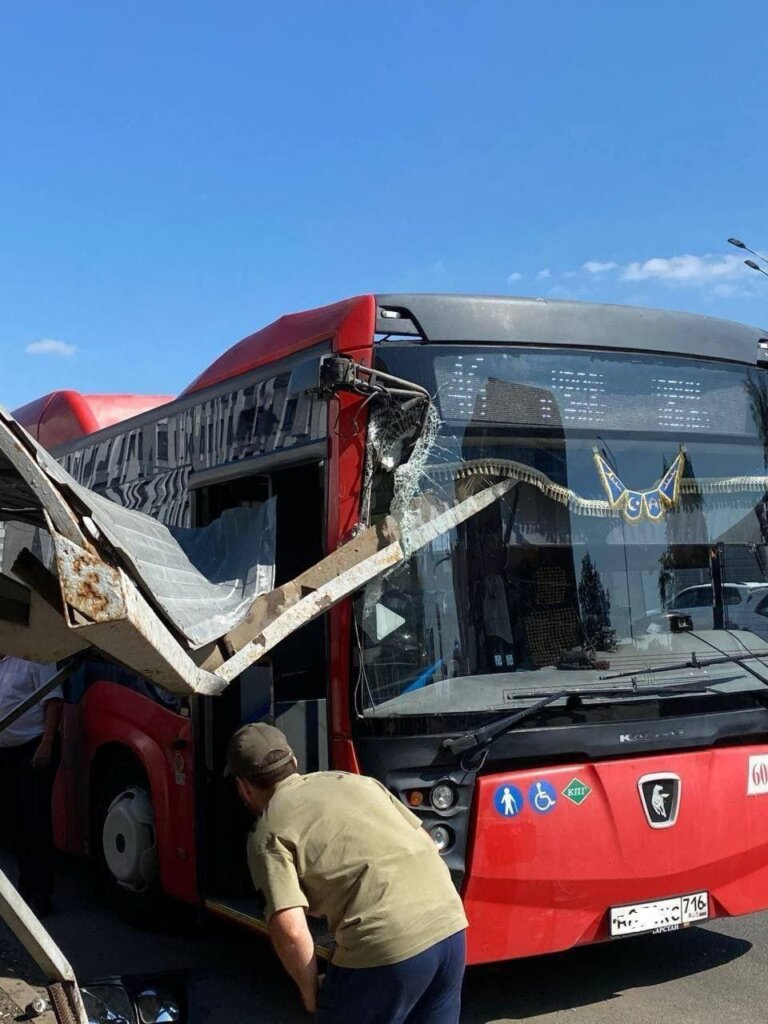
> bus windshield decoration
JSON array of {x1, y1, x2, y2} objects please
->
[{"x1": 593, "y1": 448, "x2": 686, "y2": 523}]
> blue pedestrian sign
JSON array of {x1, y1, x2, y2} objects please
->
[
  {"x1": 529, "y1": 779, "x2": 557, "y2": 814},
  {"x1": 493, "y1": 784, "x2": 524, "y2": 818}
]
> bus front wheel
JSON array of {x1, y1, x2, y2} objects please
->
[{"x1": 94, "y1": 755, "x2": 165, "y2": 926}]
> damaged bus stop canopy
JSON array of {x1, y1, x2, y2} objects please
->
[{"x1": 0, "y1": 405, "x2": 513, "y2": 696}]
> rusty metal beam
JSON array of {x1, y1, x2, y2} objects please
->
[
  {"x1": 50, "y1": 535, "x2": 228, "y2": 696},
  {"x1": 0, "y1": 547, "x2": 88, "y2": 662}
]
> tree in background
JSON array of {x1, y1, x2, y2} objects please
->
[{"x1": 579, "y1": 553, "x2": 615, "y2": 650}]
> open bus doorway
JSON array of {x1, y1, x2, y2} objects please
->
[{"x1": 191, "y1": 460, "x2": 329, "y2": 903}]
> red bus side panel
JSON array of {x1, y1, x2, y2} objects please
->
[
  {"x1": 53, "y1": 683, "x2": 198, "y2": 904},
  {"x1": 182, "y1": 295, "x2": 374, "y2": 396},
  {"x1": 464, "y1": 745, "x2": 768, "y2": 964},
  {"x1": 326, "y1": 296, "x2": 376, "y2": 749}
]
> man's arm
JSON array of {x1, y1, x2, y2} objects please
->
[
  {"x1": 32, "y1": 697, "x2": 62, "y2": 771},
  {"x1": 269, "y1": 907, "x2": 319, "y2": 1014},
  {"x1": 247, "y1": 833, "x2": 314, "y2": 1012}
]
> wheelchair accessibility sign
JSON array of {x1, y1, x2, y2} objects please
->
[
  {"x1": 493, "y1": 784, "x2": 525, "y2": 818},
  {"x1": 529, "y1": 780, "x2": 557, "y2": 814}
]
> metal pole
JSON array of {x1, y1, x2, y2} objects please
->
[
  {"x1": 0, "y1": 656, "x2": 83, "y2": 738},
  {"x1": 0, "y1": 868, "x2": 88, "y2": 1024}
]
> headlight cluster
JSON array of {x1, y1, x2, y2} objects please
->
[{"x1": 402, "y1": 780, "x2": 459, "y2": 854}]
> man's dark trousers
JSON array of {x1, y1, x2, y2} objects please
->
[
  {"x1": 316, "y1": 930, "x2": 466, "y2": 1024},
  {"x1": 0, "y1": 736, "x2": 60, "y2": 909}
]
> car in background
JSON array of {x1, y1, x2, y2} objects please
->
[{"x1": 647, "y1": 582, "x2": 768, "y2": 637}]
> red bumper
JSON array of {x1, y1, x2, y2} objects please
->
[{"x1": 463, "y1": 744, "x2": 768, "y2": 964}]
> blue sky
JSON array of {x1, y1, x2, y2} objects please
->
[{"x1": 1, "y1": 1, "x2": 767, "y2": 409}]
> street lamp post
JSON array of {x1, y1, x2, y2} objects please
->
[{"x1": 728, "y1": 237, "x2": 768, "y2": 277}]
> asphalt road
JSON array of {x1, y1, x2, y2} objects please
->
[{"x1": 0, "y1": 854, "x2": 765, "y2": 1024}]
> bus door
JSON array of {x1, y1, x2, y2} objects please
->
[
  {"x1": 268, "y1": 462, "x2": 329, "y2": 774},
  {"x1": 190, "y1": 459, "x2": 330, "y2": 902}
]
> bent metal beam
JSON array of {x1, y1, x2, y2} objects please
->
[{"x1": 0, "y1": 405, "x2": 513, "y2": 695}]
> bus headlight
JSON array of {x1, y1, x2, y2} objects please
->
[
  {"x1": 430, "y1": 782, "x2": 457, "y2": 811},
  {"x1": 429, "y1": 825, "x2": 453, "y2": 853}
]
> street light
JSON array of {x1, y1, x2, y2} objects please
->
[
  {"x1": 745, "y1": 258, "x2": 768, "y2": 279},
  {"x1": 728, "y1": 236, "x2": 768, "y2": 267}
]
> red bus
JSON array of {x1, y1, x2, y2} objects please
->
[{"x1": 10, "y1": 292, "x2": 768, "y2": 964}]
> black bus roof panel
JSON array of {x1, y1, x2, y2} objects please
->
[{"x1": 375, "y1": 293, "x2": 768, "y2": 364}]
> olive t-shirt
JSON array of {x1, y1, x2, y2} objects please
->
[{"x1": 247, "y1": 772, "x2": 468, "y2": 969}]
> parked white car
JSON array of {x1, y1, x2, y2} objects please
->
[{"x1": 650, "y1": 582, "x2": 768, "y2": 637}]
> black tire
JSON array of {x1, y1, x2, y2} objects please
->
[{"x1": 93, "y1": 754, "x2": 167, "y2": 928}]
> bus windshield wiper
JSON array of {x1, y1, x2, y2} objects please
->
[
  {"x1": 601, "y1": 646, "x2": 768, "y2": 684},
  {"x1": 687, "y1": 630, "x2": 768, "y2": 689},
  {"x1": 441, "y1": 678, "x2": 715, "y2": 756},
  {"x1": 442, "y1": 691, "x2": 571, "y2": 755}
]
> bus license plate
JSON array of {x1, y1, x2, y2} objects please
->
[{"x1": 610, "y1": 891, "x2": 709, "y2": 937}]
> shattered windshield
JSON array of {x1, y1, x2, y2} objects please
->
[{"x1": 355, "y1": 345, "x2": 768, "y2": 717}]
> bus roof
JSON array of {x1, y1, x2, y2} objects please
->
[
  {"x1": 181, "y1": 293, "x2": 768, "y2": 399},
  {"x1": 181, "y1": 295, "x2": 373, "y2": 395},
  {"x1": 14, "y1": 392, "x2": 174, "y2": 449},
  {"x1": 374, "y1": 293, "x2": 768, "y2": 364}
]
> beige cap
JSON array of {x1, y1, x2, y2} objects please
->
[{"x1": 225, "y1": 723, "x2": 294, "y2": 779}]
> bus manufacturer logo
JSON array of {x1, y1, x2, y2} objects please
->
[
  {"x1": 562, "y1": 778, "x2": 592, "y2": 805},
  {"x1": 748, "y1": 755, "x2": 768, "y2": 795},
  {"x1": 638, "y1": 773, "x2": 681, "y2": 829}
]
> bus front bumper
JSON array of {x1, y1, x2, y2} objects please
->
[{"x1": 462, "y1": 744, "x2": 768, "y2": 964}]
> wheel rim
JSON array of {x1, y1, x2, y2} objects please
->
[{"x1": 102, "y1": 786, "x2": 158, "y2": 893}]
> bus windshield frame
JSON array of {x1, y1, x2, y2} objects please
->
[{"x1": 354, "y1": 343, "x2": 768, "y2": 719}]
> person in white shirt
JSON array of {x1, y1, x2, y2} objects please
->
[{"x1": 0, "y1": 657, "x2": 63, "y2": 916}]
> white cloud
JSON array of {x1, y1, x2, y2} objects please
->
[
  {"x1": 25, "y1": 338, "x2": 76, "y2": 357},
  {"x1": 582, "y1": 260, "x2": 618, "y2": 274},
  {"x1": 711, "y1": 281, "x2": 758, "y2": 298},
  {"x1": 620, "y1": 253, "x2": 745, "y2": 286},
  {"x1": 507, "y1": 272, "x2": 523, "y2": 283},
  {"x1": 536, "y1": 268, "x2": 551, "y2": 280}
]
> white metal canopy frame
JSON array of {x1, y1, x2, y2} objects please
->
[
  {"x1": 0, "y1": 866, "x2": 89, "y2": 1024},
  {"x1": 0, "y1": 404, "x2": 512, "y2": 696}
]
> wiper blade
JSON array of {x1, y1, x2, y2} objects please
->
[
  {"x1": 507, "y1": 679, "x2": 712, "y2": 700},
  {"x1": 442, "y1": 691, "x2": 570, "y2": 755},
  {"x1": 687, "y1": 630, "x2": 768, "y2": 689},
  {"x1": 441, "y1": 679, "x2": 718, "y2": 757},
  {"x1": 600, "y1": 647, "x2": 768, "y2": 682}
]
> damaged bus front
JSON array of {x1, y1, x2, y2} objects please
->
[{"x1": 352, "y1": 296, "x2": 768, "y2": 964}]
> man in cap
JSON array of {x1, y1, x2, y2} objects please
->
[{"x1": 227, "y1": 723, "x2": 467, "y2": 1023}]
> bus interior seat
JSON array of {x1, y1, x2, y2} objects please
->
[{"x1": 522, "y1": 566, "x2": 582, "y2": 669}]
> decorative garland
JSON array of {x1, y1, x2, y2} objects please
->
[{"x1": 426, "y1": 456, "x2": 768, "y2": 522}]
